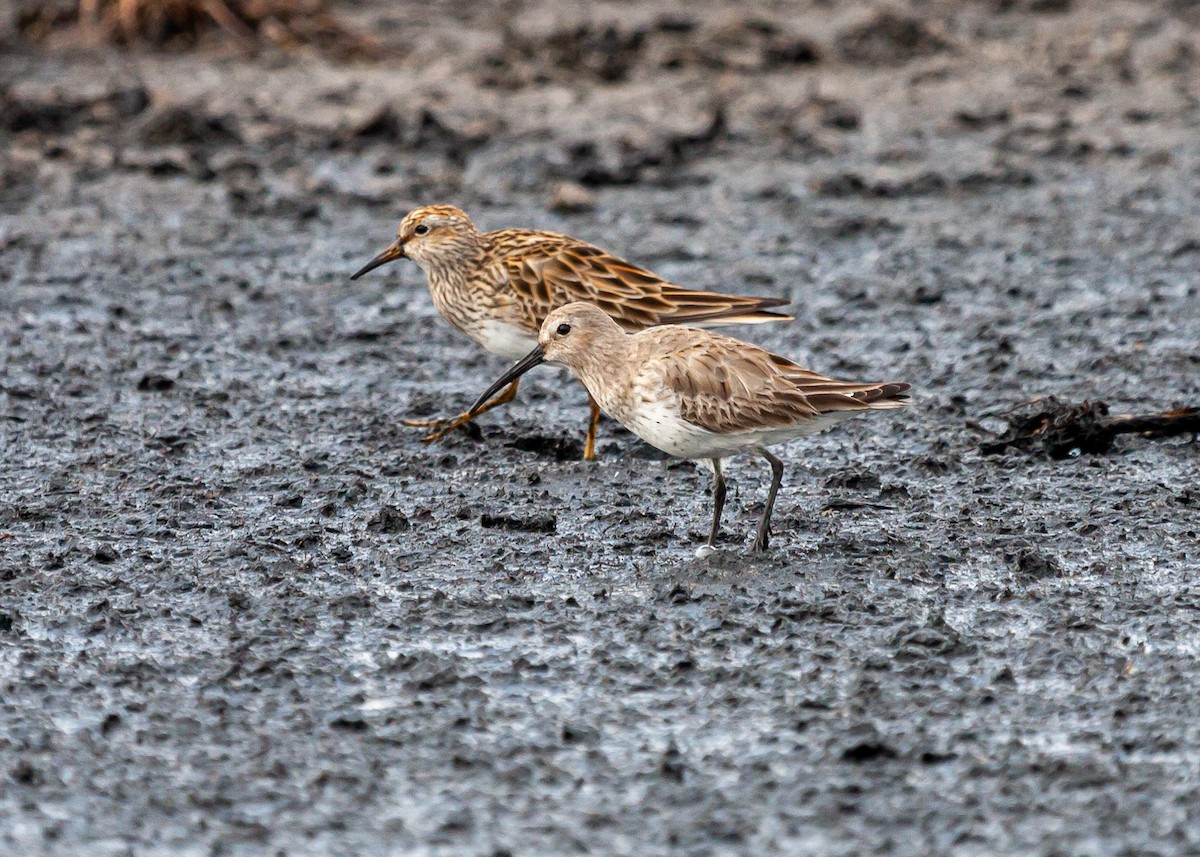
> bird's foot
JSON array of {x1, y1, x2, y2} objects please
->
[
  {"x1": 401, "y1": 415, "x2": 453, "y2": 430},
  {"x1": 402, "y1": 412, "x2": 474, "y2": 441}
]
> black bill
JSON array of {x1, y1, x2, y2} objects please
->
[
  {"x1": 350, "y1": 240, "x2": 405, "y2": 280},
  {"x1": 469, "y1": 345, "x2": 546, "y2": 416}
]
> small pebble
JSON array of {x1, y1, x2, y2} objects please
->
[{"x1": 547, "y1": 181, "x2": 596, "y2": 213}]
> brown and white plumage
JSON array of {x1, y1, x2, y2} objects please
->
[
  {"x1": 350, "y1": 204, "x2": 792, "y2": 459},
  {"x1": 655, "y1": 330, "x2": 910, "y2": 439},
  {"x1": 487, "y1": 230, "x2": 792, "y2": 332},
  {"x1": 470, "y1": 302, "x2": 911, "y2": 553}
]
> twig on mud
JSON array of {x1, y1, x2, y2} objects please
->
[{"x1": 977, "y1": 397, "x2": 1200, "y2": 459}]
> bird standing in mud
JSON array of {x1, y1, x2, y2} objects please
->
[
  {"x1": 350, "y1": 204, "x2": 792, "y2": 460},
  {"x1": 470, "y1": 302, "x2": 911, "y2": 554}
]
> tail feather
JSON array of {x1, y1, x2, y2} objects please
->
[
  {"x1": 697, "y1": 309, "x2": 795, "y2": 327},
  {"x1": 853, "y1": 382, "x2": 912, "y2": 407},
  {"x1": 804, "y1": 382, "x2": 911, "y2": 415},
  {"x1": 658, "y1": 295, "x2": 794, "y2": 328}
]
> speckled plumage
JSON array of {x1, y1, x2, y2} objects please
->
[
  {"x1": 471, "y1": 303, "x2": 911, "y2": 553},
  {"x1": 350, "y1": 204, "x2": 793, "y2": 459}
]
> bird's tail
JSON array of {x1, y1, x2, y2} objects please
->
[
  {"x1": 794, "y1": 379, "x2": 912, "y2": 414},
  {"x1": 668, "y1": 296, "x2": 794, "y2": 328}
]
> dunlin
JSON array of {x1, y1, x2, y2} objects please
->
[
  {"x1": 350, "y1": 204, "x2": 792, "y2": 460},
  {"x1": 470, "y1": 302, "x2": 910, "y2": 553}
]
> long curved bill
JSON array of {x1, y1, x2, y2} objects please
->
[
  {"x1": 350, "y1": 240, "x2": 405, "y2": 280},
  {"x1": 469, "y1": 345, "x2": 545, "y2": 416}
]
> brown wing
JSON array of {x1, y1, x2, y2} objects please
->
[
  {"x1": 487, "y1": 229, "x2": 791, "y2": 330},
  {"x1": 767, "y1": 351, "x2": 912, "y2": 409},
  {"x1": 649, "y1": 328, "x2": 910, "y2": 435}
]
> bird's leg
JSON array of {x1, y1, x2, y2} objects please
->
[
  {"x1": 708, "y1": 458, "x2": 727, "y2": 549},
  {"x1": 404, "y1": 379, "x2": 520, "y2": 441},
  {"x1": 753, "y1": 449, "x2": 785, "y2": 554},
  {"x1": 582, "y1": 395, "x2": 602, "y2": 461}
]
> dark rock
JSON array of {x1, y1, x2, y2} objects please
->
[
  {"x1": 1012, "y1": 548, "x2": 1062, "y2": 579},
  {"x1": 0, "y1": 84, "x2": 148, "y2": 133},
  {"x1": 368, "y1": 506, "x2": 411, "y2": 534},
  {"x1": 841, "y1": 725, "x2": 898, "y2": 763},
  {"x1": 480, "y1": 512, "x2": 557, "y2": 534},
  {"x1": 137, "y1": 373, "x2": 175, "y2": 392},
  {"x1": 137, "y1": 104, "x2": 241, "y2": 147},
  {"x1": 837, "y1": 12, "x2": 951, "y2": 66},
  {"x1": 93, "y1": 544, "x2": 120, "y2": 564}
]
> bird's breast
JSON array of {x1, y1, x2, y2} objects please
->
[
  {"x1": 424, "y1": 273, "x2": 534, "y2": 359},
  {"x1": 467, "y1": 318, "x2": 538, "y2": 361},
  {"x1": 619, "y1": 394, "x2": 724, "y2": 459},
  {"x1": 583, "y1": 368, "x2": 704, "y2": 458}
]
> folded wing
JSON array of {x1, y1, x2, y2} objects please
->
[
  {"x1": 492, "y1": 230, "x2": 792, "y2": 330},
  {"x1": 654, "y1": 331, "x2": 910, "y2": 435}
]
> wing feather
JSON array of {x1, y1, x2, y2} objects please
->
[
  {"x1": 488, "y1": 229, "x2": 791, "y2": 330},
  {"x1": 647, "y1": 328, "x2": 910, "y2": 434}
]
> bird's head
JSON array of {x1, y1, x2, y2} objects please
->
[
  {"x1": 350, "y1": 204, "x2": 482, "y2": 279},
  {"x1": 537, "y1": 302, "x2": 623, "y2": 371}
]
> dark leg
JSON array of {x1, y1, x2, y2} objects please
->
[
  {"x1": 753, "y1": 449, "x2": 785, "y2": 554},
  {"x1": 708, "y1": 459, "x2": 726, "y2": 549},
  {"x1": 403, "y1": 379, "x2": 520, "y2": 441},
  {"x1": 583, "y1": 395, "x2": 602, "y2": 461}
]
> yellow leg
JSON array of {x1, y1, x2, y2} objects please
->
[
  {"x1": 404, "y1": 379, "x2": 520, "y2": 442},
  {"x1": 583, "y1": 395, "x2": 602, "y2": 461}
]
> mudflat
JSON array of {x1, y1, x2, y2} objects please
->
[{"x1": 2, "y1": 2, "x2": 1199, "y2": 854}]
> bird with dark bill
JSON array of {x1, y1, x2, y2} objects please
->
[
  {"x1": 350, "y1": 204, "x2": 792, "y2": 460},
  {"x1": 470, "y1": 302, "x2": 911, "y2": 554}
]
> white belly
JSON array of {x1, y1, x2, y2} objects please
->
[
  {"x1": 614, "y1": 397, "x2": 729, "y2": 459},
  {"x1": 469, "y1": 319, "x2": 538, "y2": 361},
  {"x1": 615, "y1": 393, "x2": 854, "y2": 461}
]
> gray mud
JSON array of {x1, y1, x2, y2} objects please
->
[{"x1": 2, "y1": 1, "x2": 1200, "y2": 854}]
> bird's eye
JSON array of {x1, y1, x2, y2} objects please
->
[
  {"x1": 414, "y1": 224, "x2": 429, "y2": 236},
  {"x1": 556, "y1": 323, "x2": 571, "y2": 336}
]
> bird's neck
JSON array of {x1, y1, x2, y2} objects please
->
[
  {"x1": 568, "y1": 332, "x2": 632, "y2": 413},
  {"x1": 417, "y1": 236, "x2": 491, "y2": 333},
  {"x1": 418, "y1": 232, "x2": 489, "y2": 286}
]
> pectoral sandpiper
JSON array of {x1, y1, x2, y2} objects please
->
[
  {"x1": 470, "y1": 302, "x2": 910, "y2": 553},
  {"x1": 350, "y1": 204, "x2": 792, "y2": 460}
]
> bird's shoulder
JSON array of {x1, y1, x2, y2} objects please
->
[
  {"x1": 485, "y1": 228, "x2": 579, "y2": 259},
  {"x1": 484, "y1": 228, "x2": 675, "y2": 324}
]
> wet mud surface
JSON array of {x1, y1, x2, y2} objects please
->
[{"x1": 2, "y1": 1, "x2": 1200, "y2": 854}]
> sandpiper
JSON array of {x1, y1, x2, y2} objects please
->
[
  {"x1": 350, "y1": 204, "x2": 792, "y2": 460},
  {"x1": 470, "y1": 302, "x2": 910, "y2": 553}
]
